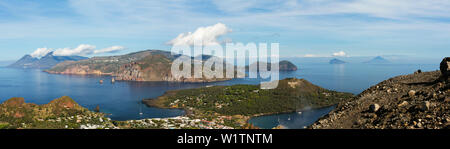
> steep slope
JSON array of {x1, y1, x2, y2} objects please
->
[{"x1": 310, "y1": 59, "x2": 450, "y2": 129}]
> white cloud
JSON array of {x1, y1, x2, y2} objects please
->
[
  {"x1": 53, "y1": 44, "x2": 97, "y2": 56},
  {"x1": 30, "y1": 47, "x2": 52, "y2": 58},
  {"x1": 31, "y1": 44, "x2": 125, "y2": 57},
  {"x1": 167, "y1": 23, "x2": 232, "y2": 46},
  {"x1": 332, "y1": 51, "x2": 347, "y2": 57},
  {"x1": 303, "y1": 54, "x2": 321, "y2": 58},
  {"x1": 2, "y1": 0, "x2": 450, "y2": 59},
  {"x1": 94, "y1": 46, "x2": 126, "y2": 54}
]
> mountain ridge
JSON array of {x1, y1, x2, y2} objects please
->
[{"x1": 8, "y1": 52, "x2": 87, "y2": 69}]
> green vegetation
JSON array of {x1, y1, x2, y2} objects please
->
[
  {"x1": 0, "y1": 122, "x2": 10, "y2": 129},
  {"x1": 145, "y1": 78, "x2": 353, "y2": 116}
]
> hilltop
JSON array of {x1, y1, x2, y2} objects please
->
[
  {"x1": 8, "y1": 52, "x2": 87, "y2": 69},
  {"x1": 310, "y1": 58, "x2": 450, "y2": 129},
  {"x1": 46, "y1": 50, "x2": 229, "y2": 82},
  {"x1": 0, "y1": 96, "x2": 115, "y2": 129}
]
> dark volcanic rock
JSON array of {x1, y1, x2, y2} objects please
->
[{"x1": 441, "y1": 57, "x2": 450, "y2": 80}]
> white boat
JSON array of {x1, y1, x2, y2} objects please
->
[
  {"x1": 139, "y1": 102, "x2": 143, "y2": 115},
  {"x1": 298, "y1": 111, "x2": 302, "y2": 115}
]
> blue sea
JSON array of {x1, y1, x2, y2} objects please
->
[{"x1": 0, "y1": 62, "x2": 438, "y2": 128}]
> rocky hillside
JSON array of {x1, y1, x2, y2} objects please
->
[
  {"x1": 0, "y1": 96, "x2": 116, "y2": 129},
  {"x1": 310, "y1": 58, "x2": 450, "y2": 129},
  {"x1": 46, "y1": 50, "x2": 229, "y2": 82}
]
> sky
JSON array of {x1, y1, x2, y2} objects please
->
[{"x1": 1, "y1": 0, "x2": 450, "y2": 61}]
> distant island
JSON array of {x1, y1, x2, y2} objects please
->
[
  {"x1": 279, "y1": 60, "x2": 298, "y2": 71},
  {"x1": 364, "y1": 56, "x2": 390, "y2": 64},
  {"x1": 246, "y1": 60, "x2": 298, "y2": 71},
  {"x1": 8, "y1": 52, "x2": 87, "y2": 69},
  {"x1": 143, "y1": 78, "x2": 353, "y2": 127},
  {"x1": 329, "y1": 58, "x2": 346, "y2": 64}
]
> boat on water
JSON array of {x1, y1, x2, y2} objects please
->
[{"x1": 139, "y1": 101, "x2": 144, "y2": 115}]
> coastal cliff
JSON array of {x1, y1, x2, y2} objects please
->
[{"x1": 46, "y1": 50, "x2": 229, "y2": 82}]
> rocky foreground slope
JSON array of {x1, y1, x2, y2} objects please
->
[{"x1": 310, "y1": 58, "x2": 450, "y2": 129}]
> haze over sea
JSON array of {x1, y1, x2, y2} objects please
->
[{"x1": 0, "y1": 60, "x2": 438, "y2": 127}]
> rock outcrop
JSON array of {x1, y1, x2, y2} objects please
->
[{"x1": 441, "y1": 57, "x2": 449, "y2": 80}]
